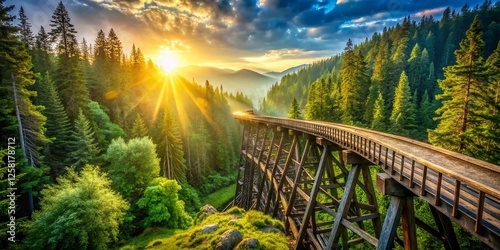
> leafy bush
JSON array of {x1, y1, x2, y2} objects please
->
[
  {"x1": 137, "y1": 177, "x2": 192, "y2": 229},
  {"x1": 24, "y1": 165, "x2": 129, "y2": 250}
]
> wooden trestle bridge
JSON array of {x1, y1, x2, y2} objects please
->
[{"x1": 230, "y1": 112, "x2": 500, "y2": 250}]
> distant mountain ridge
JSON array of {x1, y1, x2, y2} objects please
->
[
  {"x1": 173, "y1": 65, "x2": 308, "y2": 107},
  {"x1": 264, "y1": 64, "x2": 309, "y2": 78}
]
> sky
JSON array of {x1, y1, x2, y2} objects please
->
[{"x1": 5, "y1": 0, "x2": 487, "y2": 71}]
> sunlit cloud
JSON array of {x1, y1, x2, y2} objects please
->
[
  {"x1": 412, "y1": 7, "x2": 447, "y2": 18},
  {"x1": 7, "y1": 0, "x2": 487, "y2": 71},
  {"x1": 242, "y1": 49, "x2": 316, "y2": 63}
]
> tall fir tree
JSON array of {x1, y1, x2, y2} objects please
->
[
  {"x1": 49, "y1": 1, "x2": 78, "y2": 56},
  {"x1": 49, "y1": 1, "x2": 89, "y2": 121},
  {"x1": 156, "y1": 109, "x2": 187, "y2": 181},
  {"x1": 429, "y1": 15, "x2": 493, "y2": 160},
  {"x1": 390, "y1": 71, "x2": 416, "y2": 137},
  {"x1": 32, "y1": 26, "x2": 52, "y2": 74},
  {"x1": 418, "y1": 90, "x2": 435, "y2": 140},
  {"x1": 38, "y1": 72, "x2": 72, "y2": 177},
  {"x1": 17, "y1": 6, "x2": 33, "y2": 49},
  {"x1": 371, "y1": 92, "x2": 386, "y2": 131},
  {"x1": 67, "y1": 109, "x2": 99, "y2": 170},
  {"x1": 0, "y1": 0, "x2": 48, "y2": 214},
  {"x1": 287, "y1": 97, "x2": 301, "y2": 119},
  {"x1": 339, "y1": 39, "x2": 370, "y2": 124},
  {"x1": 131, "y1": 113, "x2": 148, "y2": 138}
]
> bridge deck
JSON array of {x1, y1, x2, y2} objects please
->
[{"x1": 234, "y1": 113, "x2": 500, "y2": 249}]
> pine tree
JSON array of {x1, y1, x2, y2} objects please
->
[
  {"x1": 17, "y1": 6, "x2": 33, "y2": 49},
  {"x1": 54, "y1": 55, "x2": 90, "y2": 121},
  {"x1": 339, "y1": 39, "x2": 370, "y2": 124},
  {"x1": 390, "y1": 71, "x2": 416, "y2": 137},
  {"x1": 418, "y1": 90, "x2": 434, "y2": 140},
  {"x1": 371, "y1": 92, "x2": 386, "y2": 131},
  {"x1": 486, "y1": 41, "x2": 500, "y2": 115},
  {"x1": 49, "y1": 1, "x2": 79, "y2": 57},
  {"x1": 0, "y1": 0, "x2": 48, "y2": 214},
  {"x1": 481, "y1": 41, "x2": 500, "y2": 164},
  {"x1": 157, "y1": 109, "x2": 187, "y2": 181},
  {"x1": 429, "y1": 15, "x2": 492, "y2": 158},
  {"x1": 32, "y1": 26, "x2": 51, "y2": 74},
  {"x1": 131, "y1": 113, "x2": 148, "y2": 138},
  {"x1": 287, "y1": 97, "x2": 301, "y2": 119},
  {"x1": 49, "y1": 1, "x2": 89, "y2": 121},
  {"x1": 107, "y1": 28, "x2": 122, "y2": 64},
  {"x1": 68, "y1": 109, "x2": 99, "y2": 170},
  {"x1": 38, "y1": 72, "x2": 72, "y2": 177}
]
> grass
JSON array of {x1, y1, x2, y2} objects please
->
[
  {"x1": 119, "y1": 228, "x2": 177, "y2": 250},
  {"x1": 137, "y1": 207, "x2": 290, "y2": 250},
  {"x1": 200, "y1": 183, "x2": 236, "y2": 211}
]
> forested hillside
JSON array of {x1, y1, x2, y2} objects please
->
[
  {"x1": 261, "y1": 1, "x2": 500, "y2": 165},
  {"x1": 0, "y1": 1, "x2": 245, "y2": 248}
]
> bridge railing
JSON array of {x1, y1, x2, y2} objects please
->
[{"x1": 234, "y1": 112, "x2": 500, "y2": 247}]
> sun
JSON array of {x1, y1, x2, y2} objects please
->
[{"x1": 156, "y1": 52, "x2": 178, "y2": 73}]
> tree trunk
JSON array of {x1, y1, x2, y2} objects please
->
[{"x1": 12, "y1": 73, "x2": 34, "y2": 214}]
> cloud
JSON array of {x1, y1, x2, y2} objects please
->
[{"x1": 5, "y1": 0, "x2": 486, "y2": 70}]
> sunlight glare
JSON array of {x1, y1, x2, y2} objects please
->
[{"x1": 156, "y1": 52, "x2": 178, "y2": 73}]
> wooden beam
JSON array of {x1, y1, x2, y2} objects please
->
[
  {"x1": 255, "y1": 129, "x2": 275, "y2": 211},
  {"x1": 402, "y1": 196, "x2": 417, "y2": 250},
  {"x1": 343, "y1": 150, "x2": 371, "y2": 165},
  {"x1": 264, "y1": 131, "x2": 286, "y2": 213},
  {"x1": 294, "y1": 145, "x2": 330, "y2": 250},
  {"x1": 376, "y1": 196, "x2": 405, "y2": 250},
  {"x1": 429, "y1": 204, "x2": 460, "y2": 250},
  {"x1": 376, "y1": 173, "x2": 414, "y2": 197},
  {"x1": 272, "y1": 134, "x2": 299, "y2": 217},
  {"x1": 325, "y1": 163, "x2": 363, "y2": 249}
]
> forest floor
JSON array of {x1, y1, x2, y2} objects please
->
[{"x1": 200, "y1": 183, "x2": 237, "y2": 211}]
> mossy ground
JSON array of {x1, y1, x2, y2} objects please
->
[{"x1": 120, "y1": 207, "x2": 290, "y2": 250}]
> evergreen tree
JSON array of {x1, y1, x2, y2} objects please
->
[
  {"x1": 49, "y1": 1, "x2": 89, "y2": 121},
  {"x1": 157, "y1": 109, "x2": 187, "y2": 181},
  {"x1": 68, "y1": 109, "x2": 99, "y2": 170},
  {"x1": 87, "y1": 101, "x2": 125, "y2": 150},
  {"x1": 371, "y1": 92, "x2": 386, "y2": 131},
  {"x1": 429, "y1": 15, "x2": 493, "y2": 159},
  {"x1": 32, "y1": 26, "x2": 52, "y2": 74},
  {"x1": 486, "y1": 41, "x2": 500, "y2": 114},
  {"x1": 54, "y1": 55, "x2": 90, "y2": 121},
  {"x1": 339, "y1": 39, "x2": 370, "y2": 124},
  {"x1": 304, "y1": 77, "x2": 334, "y2": 121},
  {"x1": 131, "y1": 113, "x2": 148, "y2": 138},
  {"x1": 0, "y1": 0, "x2": 49, "y2": 216},
  {"x1": 363, "y1": 84, "x2": 379, "y2": 124},
  {"x1": 418, "y1": 90, "x2": 434, "y2": 140},
  {"x1": 390, "y1": 71, "x2": 416, "y2": 137},
  {"x1": 17, "y1": 6, "x2": 33, "y2": 49},
  {"x1": 49, "y1": 1, "x2": 78, "y2": 57},
  {"x1": 38, "y1": 72, "x2": 72, "y2": 177},
  {"x1": 107, "y1": 28, "x2": 122, "y2": 64},
  {"x1": 481, "y1": 41, "x2": 500, "y2": 164},
  {"x1": 287, "y1": 97, "x2": 301, "y2": 119}
]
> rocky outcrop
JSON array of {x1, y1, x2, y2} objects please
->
[
  {"x1": 235, "y1": 238, "x2": 260, "y2": 249},
  {"x1": 194, "y1": 204, "x2": 218, "y2": 225},
  {"x1": 201, "y1": 223, "x2": 219, "y2": 234},
  {"x1": 215, "y1": 229, "x2": 243, "y2": 250}
]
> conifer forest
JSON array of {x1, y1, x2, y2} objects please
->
[{"x1": 1, "y1": 0, "x2": 500, "y2": 249}]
